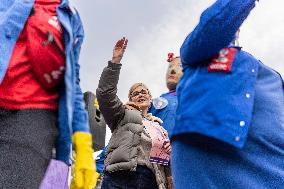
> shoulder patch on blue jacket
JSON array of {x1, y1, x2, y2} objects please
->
[{"x1": 152, "y1": 97, "x2": 168, "y2": 110}]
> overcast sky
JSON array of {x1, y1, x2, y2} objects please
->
[{"x1": 69, "y1": 0, "x2": 284, "y2": 143}]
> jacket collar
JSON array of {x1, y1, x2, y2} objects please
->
[
  {"x1": 59, "y1": 0, "x2": 69, "y2": 8},
  {"x1": 125, "y1": 102, "x2": 141, "y2": 111},
  {"x1": 125, "y1": 102, "x2": 163, "y2": 124},
  {"x1": 31, "y1": 0, "x2": 68, "y2": 7}
]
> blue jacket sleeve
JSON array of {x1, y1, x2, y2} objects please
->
[
  {"x1": 96, "y1": 146, "x2": 107, "y2": 174},
  {"x1": 180, "y1": 0, "x2": 257, "y2": 67},
  {"x1": 71, "y1": 10, "x2": 89, "y2": 133}
]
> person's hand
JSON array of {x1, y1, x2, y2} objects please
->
[
  {"x1": 167, "y1": 176, "x2": 174, "y2": 189},
  {"x1": 111, "y1": 37, "x2": 128, "y2": 64},
  {"x1": 71, "y1": 132, "x2": 99, "y2": 189},
  {"x1": 164, "y1": 140, "x2": 171, "y2": 154}
]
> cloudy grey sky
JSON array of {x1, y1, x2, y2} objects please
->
[{"x1": 70, "y1": 0, "x2": 284, "y2": 102}]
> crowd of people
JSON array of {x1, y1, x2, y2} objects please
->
[{"x1": 0, "y1": 0, "x2": 283, "y2": 189}]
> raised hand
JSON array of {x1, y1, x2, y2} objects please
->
[{"x1": 111, "y1": 37, "x2": 128, "y2": 64}]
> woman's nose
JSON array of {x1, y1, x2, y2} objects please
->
[{"x1": 170, "y1": 69, "x2": 176, "y2": 74}]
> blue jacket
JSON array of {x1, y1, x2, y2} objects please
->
[
  {"x1": 149, "y1": 92, "x2": 177, "y2": 135},
  {"x1": 0, "y1": 0, "x2": 89, "y2": 164},
  {"x1": 173, "y1": 0, "x2": 259, "y2": 148},
  {"x1": 95, "y1": 146, "x2": 107, "y2": 174},
  {"x1": 172, "y1": 0, "x2": 284, "y2": 188}
]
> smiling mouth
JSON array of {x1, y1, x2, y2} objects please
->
[{"x1": 138, "y1": 98, "x2": 146, "y2": 103}]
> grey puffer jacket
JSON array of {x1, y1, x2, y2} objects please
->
[{"x1": 96, "y1": 62, "x2": 171, "y2": 189}]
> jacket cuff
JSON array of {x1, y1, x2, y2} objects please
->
[
  {"x1": 56, "y1": 140, "x2": 71, "y2": 166},
  {"x1": 108, "y1": 61, "x2": 122, "y2": 69}
]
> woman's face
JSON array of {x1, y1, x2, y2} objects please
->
[
  {"x1": 166, "y1": 57, "x2": 183, "y2": 91},
  {"x1": 130, "y1": 86, "x2": 151, "y2": 111}
]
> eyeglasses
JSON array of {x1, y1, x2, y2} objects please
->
[{"x1": 131, "y1": 89, "x2": 149, "y2": 98}]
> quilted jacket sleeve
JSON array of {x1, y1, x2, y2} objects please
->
[{"x1": 96, "y1": 62, "x2": 125, "y2": 132}]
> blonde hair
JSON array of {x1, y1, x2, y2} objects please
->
[{"x1": 128, "y1": 83, "x2": 152, "y2": 101}]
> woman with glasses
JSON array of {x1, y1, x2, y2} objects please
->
[{"x1": 96, "y1": 37, "x2": 173, "y2": 189}]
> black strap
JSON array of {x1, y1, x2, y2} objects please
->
[{"x1": 29, "y1": 7, "x2": 35, "y2": 17}]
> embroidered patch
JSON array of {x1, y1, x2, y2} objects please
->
[
  {"x1": 152, "y1": 97, "x2": 168, "y2": 110},
  {"x1": 208, "y1": 48, "x2": 237, "y2": 73}
]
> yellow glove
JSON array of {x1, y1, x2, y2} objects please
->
[
  {"x1": 71, "y1": 132, "x2": 100, "y2": 189},
  {"x1": 94, "y1": 98, "x2": 100, "y2": 110}
]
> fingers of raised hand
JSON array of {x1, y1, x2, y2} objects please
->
[
  {"x1": 115, "y1": 37, "x2": 128, "y2": 49},
  {"x1": 115, "y1": 39, "x2": 123, "y2": 48},
  {"x1": 123, "y1": 39, "x2": 128, "y2": 49}
]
